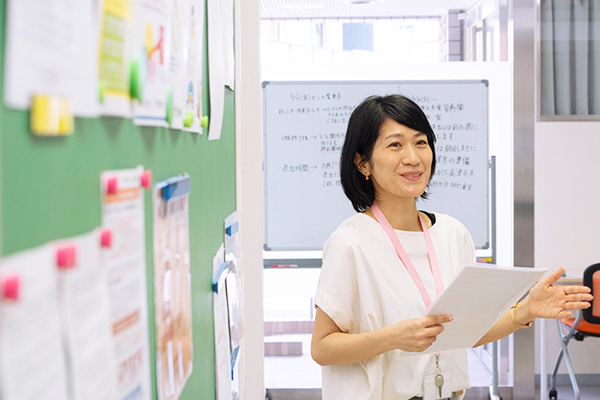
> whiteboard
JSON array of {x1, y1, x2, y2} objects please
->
[{"x1": 263, "y1": 80, "x2": 489, "y2": 251}]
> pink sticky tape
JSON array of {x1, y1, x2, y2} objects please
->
[
  {"x1": 100, "y1": 229, "x2": 112, "y2": 248},
  {"x1": 2, "y1": 275, "x2": 20, "y2": 300},
  {"x1": 140, "y1": 170, "x2": 152, "y2": 189},
  {"x1": 106, "y1": 177, "x2": 118, "y2": 194},
  {"x1": 57, "y1": 246, "x2": 77, "y2": 269}
]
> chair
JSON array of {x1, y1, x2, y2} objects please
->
[{"x1": 549, "y1": 263, "x2": 600, "y2": 400}]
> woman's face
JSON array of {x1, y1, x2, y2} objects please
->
[{"x1": 358, "y1": 117, "x2": 433, "y2": 202}]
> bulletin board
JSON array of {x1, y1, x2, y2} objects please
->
[
  {"x1": 0, "y1": 1, "x2": 233, "y2": 399},
  {"x1": 263, "y1": 80, "x2": 490, "y2": 251}
]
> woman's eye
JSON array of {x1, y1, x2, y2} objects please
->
[
  {"x1": 389, "y1": 142, "x2": 401, "y2": 147},
  {"x1": 417, "y1": 140, "x2": 428, "y2": 146}
]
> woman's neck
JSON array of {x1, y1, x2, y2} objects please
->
[{"x1": 366, "y1": 197, "x2": 422, "y2": 231}]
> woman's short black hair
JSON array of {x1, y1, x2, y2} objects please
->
[{"x1": 340, "y1": 94, "x2": 437, "y2": 212}]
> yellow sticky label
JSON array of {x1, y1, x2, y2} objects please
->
[
  {"x1": 31, "y1": 96, "x2": 61, "y2": 136},
  {"x1": 59, "y1": 100, "x2": 74, "y2": 135},
  {"x1": 30, "y1": 96, "x2": 74, "y2": 136}
]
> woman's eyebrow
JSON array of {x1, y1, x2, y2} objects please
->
[{"x1": 383, "y1": 131, "x2": 426, "y2": 140}]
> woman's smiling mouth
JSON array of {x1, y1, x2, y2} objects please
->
[{"x1": 400, "y1": 172, "x2": 423, "y2": 181}]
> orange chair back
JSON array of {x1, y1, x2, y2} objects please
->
[
  {"x1": 593, "y1": 270, "x2": 600, "y2": 318},
  {"x1": 583, "y1": 263, "x2": 600, "y2": 324}
]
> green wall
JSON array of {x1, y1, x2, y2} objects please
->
[{"x1": 0, "y1": 1, "x2": 234, "y2": 399}]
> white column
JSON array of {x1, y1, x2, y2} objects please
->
[{"x1": 234, "y1": 0, "x2": 264, "y2": 399}]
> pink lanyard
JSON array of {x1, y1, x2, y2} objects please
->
[{"x1": 370, "y1": 201, "x2": 444, "y2": 308}]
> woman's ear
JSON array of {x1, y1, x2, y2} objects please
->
[{"x1": 354, "y1": 153, "x2": 369, "y2": 175}]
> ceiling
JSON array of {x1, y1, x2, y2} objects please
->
[{"x1": 261, "y1": 0, "x2": 483, "y2": 19}]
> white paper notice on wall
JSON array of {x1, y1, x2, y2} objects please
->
[
  {"x1": 207, "y1": 0, "x2": 226, "y2": 140},
  {"x1": 213, "y1": 244, "x2": 233, "y2": 400},
  {"x1": 221, "y1": 0, "x2": 235, "y2": 90},
  {"x1": 57, "y1": 229, "x2": 119, "y2": 400},
  {"x1": 4, "y1": 0, "x2": 99, "y2": 116},
  {"x1": 0, "y1": 243, "x2": 70, "y2": 400},
  {"x1": 100, "y1": 166, "x2": 152, "y2": 400}
]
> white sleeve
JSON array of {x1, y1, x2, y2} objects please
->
[
  {"x1": 461, "y1": 224, "x2": 477, "y2": 264},
  {"x1": 314, "y1": 231, "x2": 359, "y2": 333}
]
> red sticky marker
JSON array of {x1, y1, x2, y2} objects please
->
[
  {"x1": 2, "y1": 275, "x2": 20, "y2": 300},
  {"x1": 106, "y1": 177, "x2": 118, "y2": 194},
  {"x1": 100, "y1": 229, "x2": 112, "y2": 248},
  {"x1": 140, "y1": 170, "x2": 152, "y2": 189},
  {"x1": 56, "y1": 246, "x2": 77, "y2": 269}
]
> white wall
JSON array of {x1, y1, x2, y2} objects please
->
[
  {"x1": 535, "y1": 121, "x2": 600, "y2": 375},
  {"x1": 535, "y1": 121, "x2": 600, "y2": 275}
]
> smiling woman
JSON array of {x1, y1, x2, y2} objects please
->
[
  {"x1": 340, "y1": 95, "x2": 438, "y2": 216},
  {"x1": 355, "y1": 118, "x2": 433, "y2": 216},
  {"x1": 310, "y1": 94, "x2": 593, "y2": 400},
  {"x1": 357, "y1": 120, "x2": 433, "y2": 225}
]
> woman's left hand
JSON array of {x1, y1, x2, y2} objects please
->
[{"x1": 522, "y1": 267, "x2": 593, "y2": 321}]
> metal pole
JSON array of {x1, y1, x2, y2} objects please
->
[{"x1": 488, "y1": 156, "x2": 501, "y2": 400}]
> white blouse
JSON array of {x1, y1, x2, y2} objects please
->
[{"x1": 314, "y1": 212, "x2": 477, "y2": 400}]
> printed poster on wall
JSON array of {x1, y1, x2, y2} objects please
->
[
  {"x1": 0, "y1": 243, "x2": 70, "y2": 400},
  {"x1": 169, "y1": 0, "x2": 205, "y2": 132},
  {"x1": 101, "y1": 166, "x2": 152, "y2": 400},
  {"x1": 3, "y1": 0, "x2": 99, "y2": 116},
  {"x1": 0, "y1": 229, "x2": 119, "y2": 400},
  {"x1": 132, "y1": 0, "x2": 172, "y2": 126},
  {"x1": 153, "y1": 174, "x2": 193, "y2": 400},
  {"x1": 57, "y1": 230, "x2": 119, "y2": 400},
  {"x1": 98, "y1": 0, "x2": 135, "y2": 117}
]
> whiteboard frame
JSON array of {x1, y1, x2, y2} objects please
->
[{"x1": 262, "y1": 79, "x2": 491, "y2": 256}]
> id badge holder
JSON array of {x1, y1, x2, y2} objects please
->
[{"x1": 423, "y1": 370, "x2": 452, "y2": 400}]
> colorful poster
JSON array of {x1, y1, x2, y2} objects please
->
[
  {"x1": 101, "y1": 166, "x2": 152, "y2": 400},
  {"x1": 0, "y1": 243, "x2": 69, "y2": 400},
  {"x1": 132, "y1": 0, "x2": 172, "y2": 126},
  {"x1": 153, "y1": 174, "x2": 193, "y2": 400},
  {"x1": 98, "y1": 0, "x2": 135, "y2": 117}
]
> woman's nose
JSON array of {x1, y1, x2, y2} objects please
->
[{"x1": 401, "y1": 145, "x2": 420, "y2": 165}]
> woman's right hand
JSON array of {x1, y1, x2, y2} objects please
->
[
  {"x1": 312, "y1": 307, "x2": 453, "y2": 366},
  {"x1": 384, "y1": 314, "x2": 453, "y2": 353}
]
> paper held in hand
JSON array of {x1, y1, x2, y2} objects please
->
[{"x1": 400, "y1": 263, "x2": 547, "y2": 358}]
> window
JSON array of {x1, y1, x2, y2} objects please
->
[
  {"x1": 261, "y1": 18, "x2": 442, "y2": 67},
  {"x1": 540, "y1": 0, "x2": 600, "y2": 118}
]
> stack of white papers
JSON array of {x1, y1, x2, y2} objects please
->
[{"x1": 401, "y1": 263, "x2": 547, "y2": 357}]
